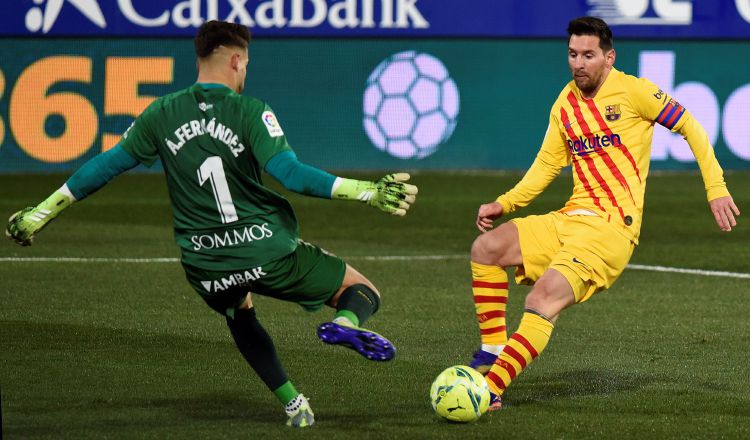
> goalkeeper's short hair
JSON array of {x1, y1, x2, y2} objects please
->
[{"x1": 194, "y1": 20, "x2": 251, "y2": 59}]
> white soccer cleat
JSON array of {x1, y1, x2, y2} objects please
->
[{"x1": 285, "y1": 394, "x2": 314, "y2": 428}]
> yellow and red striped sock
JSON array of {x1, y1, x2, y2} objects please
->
[
  {"x1": 471, "y1": 262, "x2": 509, "y2": 347},
  {"x1": 485, "y1": 311, "x2": 554, "y2": 396}
]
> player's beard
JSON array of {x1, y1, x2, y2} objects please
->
[{"x1": 574, "y1": 72, "x2": 599, "y2": 96}]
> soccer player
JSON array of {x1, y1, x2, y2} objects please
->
[
  {"x1": 5, "y1": 21, "x2": 417, "y2": 428},
  {"x1": 467, "y1": 16, "x2": 740, "y2": 409}
]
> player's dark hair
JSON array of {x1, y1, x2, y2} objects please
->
[
  {"x1": 567, "y1": 16, "x2": 613, "y2": 52},
  {"x1": 194, "y1": 20, "x2": 251, "y2": 58}
]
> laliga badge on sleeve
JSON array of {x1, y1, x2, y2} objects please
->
[{"x1": 262, "y1": 111, "x2": 284, "y2": 137}]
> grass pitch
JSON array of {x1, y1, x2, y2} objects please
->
[{"x1": 1, "y1": 171, "x2": 749, "y2": 439}]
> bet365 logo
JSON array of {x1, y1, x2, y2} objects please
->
[{"x1": 25, "y1": 0, "x2": 107, "y2": 33}]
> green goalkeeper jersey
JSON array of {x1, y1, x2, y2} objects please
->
[{"x1": 120, "y1": 83, "x2": 299, "y2": 270}]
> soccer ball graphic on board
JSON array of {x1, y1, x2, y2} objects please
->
[{"x1": 363, "y1": 51, "x2": 460, "y2": 160}]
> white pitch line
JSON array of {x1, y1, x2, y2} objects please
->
[
  {"x1": 0, "y1": 257, "x2": 179, "y2": 263},
  {"x1": 626, "y1": 264, "x2": 750, "y2": 279},
  {"x1": 349, "y1": 254, "x2": 465, "y2": 261},
  {"x1": 1, "y1": 256, "x2": 748, "y2": 279}
]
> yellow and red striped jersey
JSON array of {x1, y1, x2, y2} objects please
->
[{"x1": 497, "y1": 67, "x2": 730, "y2": 243}]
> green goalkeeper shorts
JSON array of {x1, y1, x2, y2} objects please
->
[{"x1": 182, "y1": 240, "x2": 347, "y2": 317}]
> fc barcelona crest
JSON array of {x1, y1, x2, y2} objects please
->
[{"x1": 605, "y1": 104, "x2": 621, "y2": 121}]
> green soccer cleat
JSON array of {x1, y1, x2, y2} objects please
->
[
  {"x1": 6, "y1": 207, "x2": 45, "y2": 246},
  {"x1": 285, "y1": 394, "x2": 314, "y2": 428}
]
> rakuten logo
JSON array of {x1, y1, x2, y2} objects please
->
[
  {"x1": 25, "y1": 0, "x2": 429, "y2": 33},
  {"x1": 567, "y1": 133, "x2": 622, "y2": 155},
  {"x1": 640, "y1": 51, "x2": 750, "y2": 161}
]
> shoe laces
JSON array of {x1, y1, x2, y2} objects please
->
[{"x1": 285, "y1": 394, "x2": 310, "y2": 416}]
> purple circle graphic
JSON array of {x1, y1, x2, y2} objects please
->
[{"x1": 362, "y1": 51, "x2": 460, "y2": 160}]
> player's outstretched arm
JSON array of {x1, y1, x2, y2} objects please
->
[
  {"x1": 709, "y1": 195, "x2": 740, "y2": 232},
  {"x1": 332, "y1": 173, "x2": 418, "y2": 216},
  {"x1": 6, "y1": 144, "x2": 139, "y2": 246},
  {"x1": 265, "y1": 152, "x2": 417, "y2": 215}
]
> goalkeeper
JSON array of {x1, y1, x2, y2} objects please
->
[{"x1": 6, "y1": 20, "x2": 417, "y2": 428}]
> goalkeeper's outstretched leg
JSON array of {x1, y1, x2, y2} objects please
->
[{"x1": 317, "y1": 265, "x2": 396, "y2": 361}]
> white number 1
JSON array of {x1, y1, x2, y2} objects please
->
[{"x1": 197, "y1": 156, "x2": 238, "y2": 224}]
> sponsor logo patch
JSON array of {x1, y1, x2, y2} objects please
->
[
  {"x1": 190, "y1": 223, "x2": 273, "y2": 251},
  {"x1": 261, "y1": 111, "x2": 284, "y2": 137},
  {"x1": 200, "y1": 267, "x2": 267, "y2": 293}
]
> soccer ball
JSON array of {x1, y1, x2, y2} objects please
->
[
  {"x1": 363, "y1": 51, "x2": 460, "y2": 160},
  {"x1": 430, "y1": 365, "x2": 491, "y2": 423}
]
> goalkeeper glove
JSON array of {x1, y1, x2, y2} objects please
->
[
  {"x1": 331, "y1": 173, "x2": 418, "y2": 216},
  {"x1": 6, "y1": 188, "x2": 74, "y2": 246}
]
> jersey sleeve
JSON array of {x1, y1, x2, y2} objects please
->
[
  {"x1": 631, "y1": 77, "x2": 687, "y2": 131},
  {"x1": 65, "y1": 144, "x2": 140, "y2": 200},
  {"x1": 678, "y1": 114, "x2": 730, "y2": 201},
  {"x1": 632, "y1": 77, "x2": 729, "y2": 201},
  {"x1": 264, "y1": 150, "x2": 336, "y2": 198},
  {"x1": 118, "y1": 104, "x2": 160, "y2": 167},
  {"x1": 244, "y1": 100, "x2": 293, "y2": 168},
  {"x1": 496, "y1": 111, "x2": 569, "y2": 213}
]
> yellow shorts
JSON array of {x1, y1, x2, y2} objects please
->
[{"x1": 510, "y1": 211, "x2": 635, "y2": 303}]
